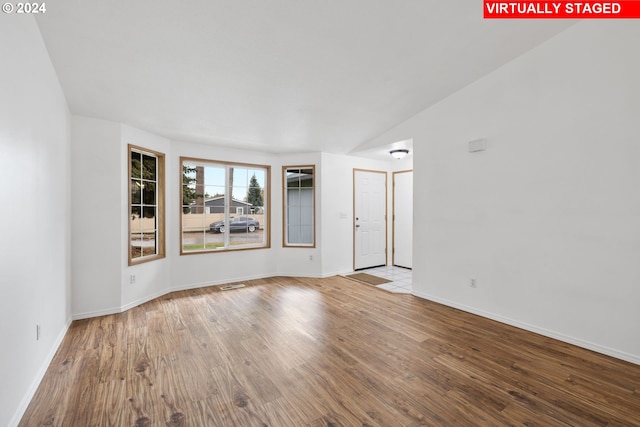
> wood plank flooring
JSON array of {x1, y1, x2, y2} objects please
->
[{"x1": 20, "y1": 276, "x2": 640, "y2": 426}]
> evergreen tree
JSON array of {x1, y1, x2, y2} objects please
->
[
  {"x1": 247, "y1": 174, "x2": 263, "y2": 207},
  {"x1": 131, "y1": 153, "x2": 158, "y2": 218},
  {"x1": 182, "y1": 165, "x2": 205, "y2": 213}
]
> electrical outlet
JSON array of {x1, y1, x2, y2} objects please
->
[
  {"x1": 309, "y1": 255, "x2": 313, "y2": 261},
  {"x1": 36, "y1": 324, "x2": 41, "y2": 341},
  {"x1": 130, "y1": 274, "x2": 136, "y2": 284},
  {"x1": 470, "y1": 278, "x2": 477, "y2": 288}
]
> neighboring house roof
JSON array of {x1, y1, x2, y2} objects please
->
[{"x1": 202, "y1": 196, "x2": 252, "y2": 206}]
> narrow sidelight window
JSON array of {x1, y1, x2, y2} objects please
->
[
  {"x1": 129, "y1": 145, "x2": 165, "y2": 265},
  {"x1": 283, "y1": 166, "x2": 315, "y2": 247}
]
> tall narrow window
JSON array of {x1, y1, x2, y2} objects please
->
[
  {"x1": 181, "y1": 157, "x2": 270, "y2": 253},
  {"x1": 129, "y1": 145, "x2": 165, "y2": 265},
  {"x1": 283, "y1": 166, "x2": 315, "y2": 247}
]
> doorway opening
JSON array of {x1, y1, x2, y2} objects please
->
[{"x1": 393, "y1": 170, "x2": 413, "y2": 269}]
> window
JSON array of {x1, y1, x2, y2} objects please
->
[
  {"x1": 129, "y1": 145, "x2": 165, "y2": 265},
  {"x1": 181, "y1": 157, "x2": 269, "y2": 253},
  {"x1": 283, "y1": 166, "x2": 315, "y2": 247}
]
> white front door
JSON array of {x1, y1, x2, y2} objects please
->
[
  {"x1": 354, "y1": 169, "x2": 387, "y2": 270},
  {"x1": 393, "y1": 170, "x2": 413, "y2": 269}
]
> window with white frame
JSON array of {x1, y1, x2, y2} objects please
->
[
  {"x1": 283, "y1": 166, "x2": 315, "y2": 247},
  {"x1": 129, "y1": 145, "x2": 165, "y2": 264},
  {"x1": 181, "y1": 157, "x2": 269, "y2": 253}
]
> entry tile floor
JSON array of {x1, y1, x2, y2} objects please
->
[{"x1": 362, "y1": 265, "x2": 413, "y2": 294}]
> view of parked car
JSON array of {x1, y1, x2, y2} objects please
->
[{"x1": 210, "y1": 216, "x2": 260, "y2": 233}]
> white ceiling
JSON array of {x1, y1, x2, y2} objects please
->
[{"x1": 35, "y1": 1, "x2": 573, "y2": 156}]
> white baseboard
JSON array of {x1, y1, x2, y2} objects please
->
[
  {"x1": 120, "y1": 287, "x2": 172, "y2": 312},
  {"x1": 170, "y1": 273, "x2": 274, "y2": 292},
  {"x1": 412, "y1": 290, "x2": 640, "y2": 366},
  {"x1": 275, "y1": 272, "x2": 326, "y2": 279},
  {"x1": 171, "y1": 271, "x2": 343, "y2": 289},
  {"x1": 72, "y1": 305, "x2": 122, "y2": 320},
  {"x1": 323, "y1": 270, "x2": 354, "y2": 278},
  {"x1": 275, "y1": 272, "x2": 362, "y2": 279},
  {"x1": 9, "y1": 317, "x2": 72, "y2": 427}
]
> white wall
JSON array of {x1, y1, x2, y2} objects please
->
[
  {"x1": 71, "y1": 116, "x2": 122, "y2": 318},
  {"x1": 0, "y1": 16, "x2": 71, "y2": 426},
  {"x1": 375, "y1": 21, "x2": 640, "y2": 363}
]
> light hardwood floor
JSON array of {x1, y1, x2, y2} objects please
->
[{"x1": 20, "y1": 276, "x2": 640, "y2": 426}]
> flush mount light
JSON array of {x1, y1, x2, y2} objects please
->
[{"x1": 389, "y1": 149, "x2": 409, "y2": 159}]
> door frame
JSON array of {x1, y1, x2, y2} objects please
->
[
  {"x1": 392, "y1": 169, "x2": 413, "y2": 269},
  {"x1": 352, "y1": 168, "x2": 388, "y2": 271}
]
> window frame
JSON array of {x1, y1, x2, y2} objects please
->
[
  {"x1": 282, "y1": 165, "x2": 316, "y2": 248},
  {"x1": 128, "y1": 144, "x2": 166, "y2": 265},
  {"x1": 180, "y1": 156, "x2": 271, "y2": 255}
]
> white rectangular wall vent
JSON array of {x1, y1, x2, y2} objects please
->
[{"x1": 219, "y1": 284, "x2": 246, "y2": 291}]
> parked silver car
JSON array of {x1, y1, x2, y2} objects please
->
[{"x1": 210, "y1": 216, "x2": 259, "y2": 233}]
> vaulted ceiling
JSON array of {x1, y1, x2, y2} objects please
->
[{"x1": 35, "y1": 1, "x2": 573, "y2": 155}]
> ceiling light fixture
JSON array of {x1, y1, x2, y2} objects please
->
[{"x1": 389, "y1": 149, "x2": 409, "y2": 159}]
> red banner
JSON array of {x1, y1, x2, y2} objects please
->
[{"x1": 484, "y1": 1, "x2": 640, "y2": 18}]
